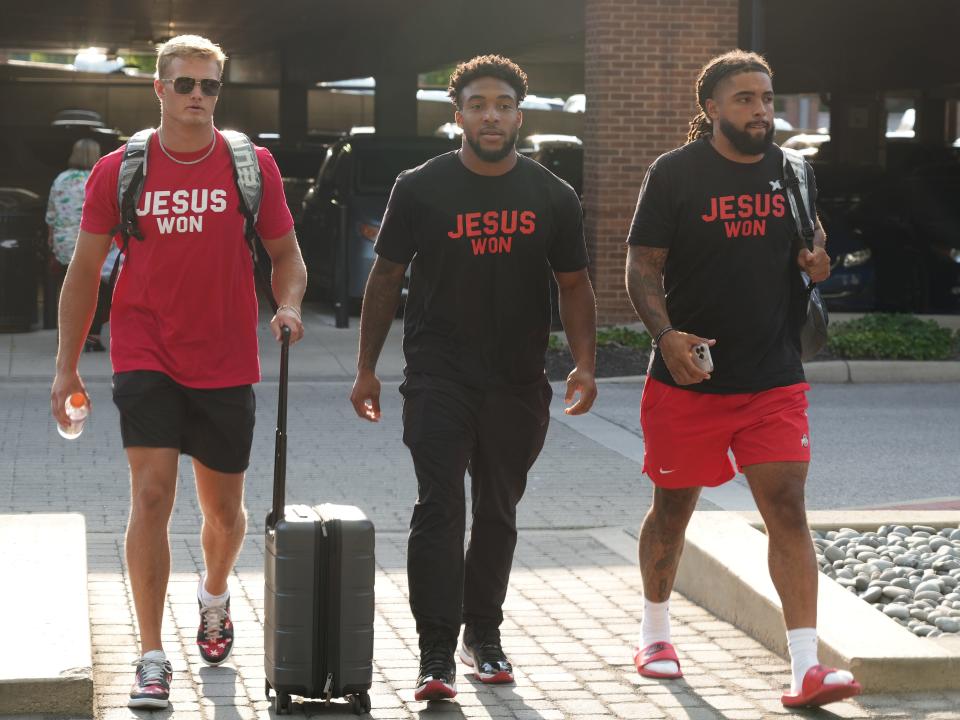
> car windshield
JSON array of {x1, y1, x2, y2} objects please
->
[{"x1": 354, "y1": 147, "x2": 448, "y2": 194}]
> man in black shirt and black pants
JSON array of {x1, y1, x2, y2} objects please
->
[
  {"x1": 626, "y1": 50, "x2": 861, "y2": 708},
  {"x1": 351, "y1": 55, "x2": 597, "y2": 702}
]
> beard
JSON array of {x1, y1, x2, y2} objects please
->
[
  {"x1": 465, "y1": 125, "x2": 520, "y2": 162},
  {"x1": 718, "y1": 117, "x2": 775, "y2": 155}
]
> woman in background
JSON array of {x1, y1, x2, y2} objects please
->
[{"x1": 46, "y1": 138, "x2": 118, "y2": 351}]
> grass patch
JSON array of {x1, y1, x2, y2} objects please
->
[{"x1": 827, "y1": 313, "x2": 959, "y2": 360}]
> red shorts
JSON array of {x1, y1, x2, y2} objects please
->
[{"x1": 640, "y1": 378, "x2": 811, "y2": 490}]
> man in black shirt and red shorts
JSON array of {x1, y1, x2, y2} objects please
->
[
  {"x1": 626, "y1": 50, "x2": 861, "y2": 708},
  {"x1": 350, "y1": 55, "x2": 597, "y2": 702}
]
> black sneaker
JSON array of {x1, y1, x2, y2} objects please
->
[
  {"x1": 197, "y1": 598, "x2": 234, "y2": 666},
  {"x1": 128, "y1": 654, "x2": 173, "y2": 709},
  {"x1": 414, "y1": 635, "x2": 457, "y2": 701},
  {"x1": 458, "y1": 626, "x2": 514, "y2": 684}
]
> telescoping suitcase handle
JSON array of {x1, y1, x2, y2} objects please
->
[{"x1": 267, "y1": 325, "x2": 291, "y2": 530}]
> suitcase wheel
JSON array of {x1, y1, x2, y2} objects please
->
[
  {"x1": 349, "y1": 691, "x2": 371, "y2": 715},
  {"x1": 275, "y1": 691, "x2": 292, "y2": 715}
]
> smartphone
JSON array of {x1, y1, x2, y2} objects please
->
[{"x1": 692, "y1": 343, "x2": 714, "y2": 373}]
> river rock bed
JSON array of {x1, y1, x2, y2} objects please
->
[{"x1": 813, "y1": 524, "x2": 960, "y2": 638}]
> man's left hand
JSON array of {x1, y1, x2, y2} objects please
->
[
  {"x1": 564, "y1": 366, "x2": 597, "y2": 416},
  {"x1": 271, "y1": 306, "x2": 304, "y2": 344},
  {"x1": 798, "y1": 246, "x2": 830, "y2": 283}
]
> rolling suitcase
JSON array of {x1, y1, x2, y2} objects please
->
[{"x1": 264, "y1": 327, "x2": 376, "y2": 715}]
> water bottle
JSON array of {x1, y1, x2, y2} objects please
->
[{"x1": 58, "y1": 392, "x2": 89, "y2": 440}]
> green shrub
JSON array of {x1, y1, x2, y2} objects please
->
[
  {"x1": 596, "y1": 326, "x2": 651, "y2": 349},
  {"x1": 549, "y1": 326, "x2": 652, "y2": 351},
  {"x1": 827, "y1": 313, "x2": 957, "y2": 360},
  {"x1": 547, "y1": 334, "x2": 565, "y2": 351}
]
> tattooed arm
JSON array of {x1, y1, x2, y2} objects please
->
[
  {"x1": 625, "y1": 245, "x2": 671, "y2": 337},
  {"x1": 350, "y1": 256, "x2": 407, "y2": 421},
  {"x1": 625, "y1": 244, "x2": 713, "y2": 385}
]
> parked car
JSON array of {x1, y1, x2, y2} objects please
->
[
  {"x1": 0, "y1": 123, "x2": 122, "y2": 201},
  {"x1": 522, "y1": 140, "x2": 583, "y2": 198},
  {"x1": 255, "y1": 134, "x2": 337, "y2": 221},
  {"x1": 871, "y1": 161, "x2": 960, "y2": 312},
  {"x1": 813, "y1": 193, "x2": 876, "y2": 312},
  {"x1": 297, "y1": 134, "x2": 458, "y2": 302},
  {"x1": 814, "y1": 154, "x2": 960, "y2": 313}
]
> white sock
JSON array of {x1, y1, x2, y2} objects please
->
[
  {"x1": 787, "y1": 627, "x2": 853, "y2": 694},
  {"x1": 141, "y1": 649, "x2": 166, "y2": 662},
  {"x1": 639, "y1": 598, "x2": 677, "y2": 675},
  {"x1": 198, "y1": 575, "x2": 229, "y2": 608}
]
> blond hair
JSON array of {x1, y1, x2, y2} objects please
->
[
  {"x1": 155, "y1": 35, "x2": 227, "y2": 79},
  {"x1": 68, "y1": 138, "x2": 101, "y2": 170}
]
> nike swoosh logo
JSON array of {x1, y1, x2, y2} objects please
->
[{"x1": 659, "y1": 468, "x2": 676, "y2": 474}]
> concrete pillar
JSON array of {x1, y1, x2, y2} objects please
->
[
  {"x1": 374, "y1": 70, "x2": 418, "y2": 136},
  {"x1": 584, "y1": 0, "x2": 740, "y2": 324},
  {"x1": 279, "y1": 83, "x2": 308, "y2": 142},
  {"x1": 828, "y1": 93, "x2": 884, "y2": 166},
  {"x1": 916, "y1": 96, "x2": 948, "y2": 146}
]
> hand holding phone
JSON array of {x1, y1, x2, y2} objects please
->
[{"x1": 691, "y1": 342, "x2": 714, "y2": 373}]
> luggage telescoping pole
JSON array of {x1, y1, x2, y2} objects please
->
[{"x1": 268, "y1": 325, "x2": 291, "y2": 529}]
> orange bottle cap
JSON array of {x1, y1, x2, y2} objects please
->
[{"x1": 69, "y1": 392, "x2": 87, "y2": 407}]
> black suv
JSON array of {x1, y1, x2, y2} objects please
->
[{"x1": 297, "y1": 135, "x2": 458, "y2": 303}]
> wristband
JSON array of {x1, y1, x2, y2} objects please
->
[
  {"x1": 277, "y1": 304, "x2": 302, "y2": 320},
  {"x1": 652, "y1": 325, "x2": 675, "y2": 348}
]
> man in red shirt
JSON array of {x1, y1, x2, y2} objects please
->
[{"x1": 50, "y1": 35, "x2": 306, "y2": 709}]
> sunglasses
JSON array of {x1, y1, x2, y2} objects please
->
[{"x1": 161, "y1": 76, "x2": 223, "y2": 97}]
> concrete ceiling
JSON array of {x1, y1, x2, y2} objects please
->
[
  {"x1": 757, "y1": 0, "x2": 960, "y2": 95},
  {"x1": 0, "y1": 0, "x2": 586, "y2": 92},
  {"x1": 1, "y1": 0, "x2": 955, "y2": 96}
]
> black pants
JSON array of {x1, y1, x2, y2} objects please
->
[{"x1": 401, "y1": 373, "x2": 552, "y2": 642}]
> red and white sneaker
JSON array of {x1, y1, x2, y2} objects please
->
[
  {"x1": 414, "y1": 636, "x2": 457, "y2": 701},
  {"x1": 458, "y1": 626, "x2": 514, "y2": 684},
  {"x1": 128, "y1": 653, "x2": 173, "y2": 709},
  {"x1": 197, "y1": 598, "x2": 234, "y2": 666}
]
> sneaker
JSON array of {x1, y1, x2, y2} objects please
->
[
  {"x1": 414, "y1": 635, "x2": 457, "y2": 701},
  {"x1": 458, "y1": 626, "x2": 514, "y2": 684},
  {"x1": 128, "y1": 653, "x2": 173, "y2": 709},
  {"x1": 196, "y1": 598, "x2": 234, "y2": 666}
]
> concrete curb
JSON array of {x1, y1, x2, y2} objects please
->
[
  {"x1": 0, "y1": 514, "x2": 93, "y2": 716},
  {"x1": 672, "y1": 511, "x2": 960, "y2": 693}
]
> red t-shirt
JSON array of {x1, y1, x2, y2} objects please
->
[{"x1": 81, "y1": 131, "x2": 293, "y2": 388}]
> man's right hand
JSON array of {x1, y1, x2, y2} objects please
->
[
  {"x1": 51, "y1": 370, "x2": 88, "y2": 430},
  {"x1": 659, "y1": 330, "x2": 716, "y2": 386},
  {"x1": 350, "y1": 369, "x2": 382, "y2": 422}
]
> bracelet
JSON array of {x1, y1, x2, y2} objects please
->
[
  {"x1": 277, "y1": 304, "x2": 302, "y2": 320},
  {"x1": 652, "y1": 325, "x2": 675, "y2": 348}
]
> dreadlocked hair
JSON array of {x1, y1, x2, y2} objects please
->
[
  {"x1": 687, "y1": 49, "x2": 772, "y2": 144},
  {"x1": 447, "y1": 54, "x2": 528, "y2": 109}
]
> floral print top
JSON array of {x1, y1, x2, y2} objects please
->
[
  {"x1": 46, "y1": 169, "x2": 89, "y2": 265},
  {"x1": 45, "y1": 168, "x2": 120, "y2": 278}
]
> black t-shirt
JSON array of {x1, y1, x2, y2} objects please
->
[
  {"x1": 627, "y1": 138, "x2": 816, "y2": 394},
  {"x1": 376, "y1": 151, "x2": 588, "y2": 389}
]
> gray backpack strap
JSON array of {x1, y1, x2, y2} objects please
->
[
  {"x1": 781, "y1": 146, "x2": 813, "y2": 242},
  {"x1": 115, "y1": 128, "x2": 154, "y2": 230},
  {"x1": 106, "y1": 128, "x2": 154, "y2": 295},
  {"x1": 221, "y1": 129, "x2": 262, "y2": 229},
  {"x1": 221, "y1": 129, "x2": 277, "y2": 312}
]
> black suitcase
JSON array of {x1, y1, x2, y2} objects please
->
[{"x1": 263, "y1": 327, "x2": 376, "y2": 715}]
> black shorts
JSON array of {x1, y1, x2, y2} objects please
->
[{"x1": 112, "y1": 371, "x2": 256, "y2": 474}]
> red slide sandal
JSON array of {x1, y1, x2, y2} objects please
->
[
  {"x1": 781, "y1": 664, "x2": 862, "y2": 708},
  {"x1": 634, "y1": 642, "x2": 683, "y2": 679}
]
